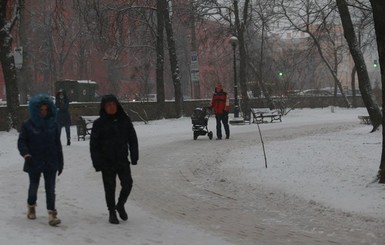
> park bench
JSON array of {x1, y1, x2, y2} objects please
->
[
  {"x1": 251, "y1": 108, "x2": 282, "y2": 124},
  {"x1": 358, "y1": 115, "x2": 371, "y2": 125},
  {"x1": 76, "y1": 116, "x2": 98, "y2": 141}
]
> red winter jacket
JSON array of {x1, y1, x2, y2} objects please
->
[{"x1": 210, "y1": 91, "x2": 230, "y2": 115}]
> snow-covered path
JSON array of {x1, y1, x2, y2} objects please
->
[
  {"x1": 134, "y1": 118, "x2": 384, "y2": 244},
  {"x1": 0, "y1": 107, "x2": 384, "y2": 244}
]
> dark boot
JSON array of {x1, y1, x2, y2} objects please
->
[
  {"x1": 116, "y1": 204, "x2": 128, "y2": 221},
  {"x1": 109, "y1": 210, "x2": 119, "y2": 224}
]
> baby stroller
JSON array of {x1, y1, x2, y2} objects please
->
[{"x1": 191, "y1": 107, "x2": 213, "y2": 140}]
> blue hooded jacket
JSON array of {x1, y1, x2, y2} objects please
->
[{"x1": 18, "y1": 94, "x2": 64, "y2": 173}]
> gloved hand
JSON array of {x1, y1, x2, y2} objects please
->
[
  {"x1": 93, "y1": 161, "x2": 102, "y2": 172},
  {"x1": 223, "y1": 110, "x2": 229, "y2": 116},
  {"x1": 131, "y1": 161, "x2": 137, "y2": 166},
  {"x1": 23, "y1": 155, "x2": 32, "y2": 172},
  {"x1": 58, "y1": 169, "x2": 63, "y2": 176},
  {"x1": 24, "y1": 155, "x2": 32, "y2": 164}
]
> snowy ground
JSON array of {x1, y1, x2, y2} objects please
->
[{"x1": 0, "y1": 107, "x2": 384, "y2": 244}]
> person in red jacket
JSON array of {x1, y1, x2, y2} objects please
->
[{"x1": 210, "y1": 83, "x2": 230, "y2": 139}]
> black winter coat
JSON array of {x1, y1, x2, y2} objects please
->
[
  {"x1": 55, "y1": 90, "x2": 71, "y2": 126},
  {"x1": 90, "y1": 95, "x2": 139, "y2": 171},
  {"x1": 18, "y1": 94, "x2": 64, "y2": 173}
]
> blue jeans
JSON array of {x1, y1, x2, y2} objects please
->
[
  {"x1": 215, "y1": 114, "x2": 230, "y2": 139},
  {"x1": 28, "y1": 168, "x2": 57, "y2": 210}
]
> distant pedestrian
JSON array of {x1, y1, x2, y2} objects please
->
[
  {"x1": 17, "y1": 94, "x2": 63, "y2": 226},
  {"x1": 55, "y1": 90, "x2": 71, "y2": 145},
  {"x1": 210, "y1": 83, "x2": 230, "y2": 139},
  {"x1": 90, "y1": 94, "x2": 139, "y2": 224}
]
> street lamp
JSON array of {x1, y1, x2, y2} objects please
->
[{"x1": 230, "y1": 36, "x2": 239, "y2": 118}]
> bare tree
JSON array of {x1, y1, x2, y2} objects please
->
[
  {"x1": 368, "y1": 0, "x2": 385, "y2": 183},
  {"x1": 336, "y1": 0, "x2": 381, "y2": 132},
  {"x1": 278, "y1": 0, "x2": 351, "y2": 107},
  {"x1": 74, "y1": 1, "x2": 186, "y2": 117},
  {"x1": 188, "y1": 4, "x2": 234, "y2": 99},
  {"x1": 232, "y1": 0, "x2": 251, "y2": 117},
  {"x1": 156, "y1": 0, "x2": 166, "y2": 118},
  {"x1": 0, "y1": 0, "x2": 21, "y2": 130},
  {"x1": 19, "y1": 1, "x2": 58, "y2": 95},
  {"x1": 74, "y1": 17, "x2": 93, "y2": 80},
  {"x1": 348, "y1": 4, "x2": 375, "y2": 108},
  {"x1": 51, "y1": 1, "x2": 81, "y2": 81},
  {"x1": 10, "y1": 0, "x2": 90, "y2": 103},
  {"x1": 17, "y1": 0, "x2": 32, "y2": 104},
  {"x1": 184, "y1": 0, "x2": 252, "y2": 114},
  {"x1": 162, "y1": 0, "x2": 183, "y2": 117},
  {"x1": 75, "y1": 1, "x2": 155, "y2": 95},
  {"x1": 248, "y1": 0, "x2": 280, "y2": 108}
]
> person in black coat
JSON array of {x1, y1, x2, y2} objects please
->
[
  {"x1": 55, "y1": 90, "x2": 71, "y2": 145},
  {"x1": 90, "y1": 94, "x2": 139, "y2": 224},
  {"x1": 18, "y1": 94, "x2": 63, "y2": 226}
]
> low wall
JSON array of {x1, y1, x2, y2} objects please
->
[
  {"x1": 0, "y1": 100, "x2": 212, "y2": 131},
  {"x1": 0, "y1": 95, "x2": 367, "y2": 131}
]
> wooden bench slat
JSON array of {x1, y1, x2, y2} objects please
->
[{"x1": 251, "y1": 108, "x2": 282, "y2": 124}]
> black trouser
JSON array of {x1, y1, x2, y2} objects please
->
[
  {"x1": 58, "y1": 123, "x2": 71, "y2": 141},
  {"x1": 215, "y1": 114, "x2": 230, "y2": 138},
  {"x1": 101, "y1": 165, "x2": 133, "y2": 211}
]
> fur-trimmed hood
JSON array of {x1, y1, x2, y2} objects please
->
[{"x1": 28, "y1": 93, "x2": 57, "y2": 128}]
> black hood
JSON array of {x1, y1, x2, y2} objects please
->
[
  {"x1": 56, "y1": 89, "x2": 69, "y2": 103},
  {"x1": 56, "y1": 89, "x2": 68, "y2": 98},
  {"x1": 99, "y1": 94, "x2": 127, "y2": 119}
]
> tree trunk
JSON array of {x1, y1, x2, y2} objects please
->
[
  {"x1": 351, "y1": 65, "x2": 357, "y2": 108},
  {"x1": 308, "y1": 31, "x2": 351, "y2": 108},
  {"x1": 248, "y1": 61, "x2": 274, "y2": 108},
  {"x1": 233, "y1": 0, "x2": 250, "y2": 117},
  {"x1": 162, "y1": 0, "x2": 182, "y2": 118},
  {"x1": 18, "y1": 0, "x2": 33, "y2": 105},
  {"x1": 257, "y1": 21, "x2": 274, "y2": 109},
  {"x1": 156, "y1": 0, "x2": 166, "y2": 119},
  {"x1": 337, "y1": 0, "x2": 382, "y2": 132},
  {"x1": 369, "y1": 0, "x2": 385, "y2": 183},
  {"x1": 190, "y1": 8, "x2": 200, "y2": 99},
  {"x1": 0, "y1": 0, "x2": 21, "y2": 130}
]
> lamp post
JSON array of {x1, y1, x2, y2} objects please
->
[{"x1": 230, "y1": 35, "x2": 239, "y2": 118}]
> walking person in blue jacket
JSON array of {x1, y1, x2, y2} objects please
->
[
  {"x1": 18, "y1": 94, "x2": 63, "y2": 226},
  {"x1": 90, "y1": 94, "x2": 139, "y2": 224}
]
